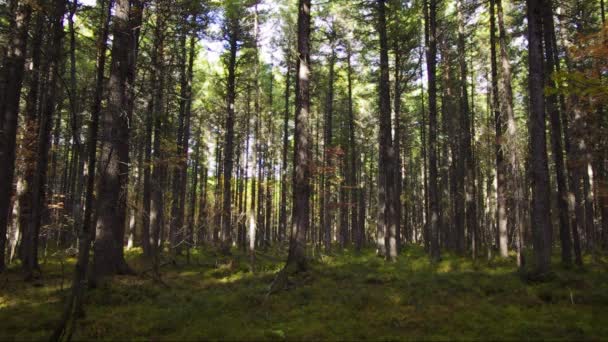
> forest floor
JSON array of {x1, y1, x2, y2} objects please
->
[{"x1": 1, "y1": 245, "x2": 607, "y2": 340}]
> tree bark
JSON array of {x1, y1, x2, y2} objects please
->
[
  {"x1": 93, "y1": 0, "x2": 143, "y2": 278},
  {"x1": 424, "y1": 0, "x2": 440, "y2": 261},
  {"x1": 285, "y1": 0, "x2": 311, "y2": 272},
  {"x1": 526, "y1": 0, "x2": 553, "y2": 275},
  {"x1": 377, "y1": 0, "x2": 397, "y2": 261},
  {"x1": 0, "y1": 0, "x2": 31, "y2": 272},
  {"x1": 541, "y1": 1, "x2": 572, "y2": 265},
  {"x1": 490, "y1": 0, "x2": 508, "y2": 258},
  {"x1": 24, "y1": 0, "x2": 67, "y2": 279}
]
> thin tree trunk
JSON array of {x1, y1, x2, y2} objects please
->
[
  {"x1": 279, "y1": 54, "x2": 291, "y2": 243},
  {"x1": 50, "y1": 0, "x2": 113, "y2": 338},
  {"x1": 424, "y1": 0, "x2": 440, "y2": 261},
  {"x1": 541, "y1": 2, "x2": 572, "y2": 265},
  {"x1": 490, "y1": 0, "x2": 508, "y2": 258}
]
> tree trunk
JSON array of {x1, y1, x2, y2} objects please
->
[
  {"x1": 490, "y1": 0, "x2": 508, "y2": 258},
  {"x1": 285, "y1": 0, "x2": 311, "y2": 272},
  {"x1": 50, "y1": 0, "x2": 113, "y2": 338},
  {"x1": 346, "y1": 45, "x2": 360, "y2": 252},
  {"x1": 424, "y1": 0, "x2": 440, "y2": 261},
  {"x1": 0, "y1": 1, "x2": 31, "y2": 272},
  {"x1": 456, "y1": 0, "x2": 477, "y2": 257},
  {"x1": 377, "y1": 0, "x2": 397, "y2": 261},
  {"x1": 17, "y1": 10, "x2": 43, "y2": 271},
  {"x1": 93, "y1": 0, "x2": 143, "y2": 278},
  {"x1": 24, "y1": 0, "x2": 67, "y2": 279},
  {"x1": 541, "y1": 1, "x2": 572, "y2": 266},
  {"x1": 321, "y1": 42, "x2": 336, "y2": 253},
  {"x1": 279, "y1": 54, "x2": 291, "y2": 243},
  {"x1": 526, "y1": 0, "x2": 553, "y2": 275}
]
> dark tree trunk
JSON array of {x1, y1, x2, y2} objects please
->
[
  {"x1": 150, "y1": 11, "x2": 166, "y2": 266},
  {"x1": 490, "y1": 0, "x2": 508, "y2": 258},
  {"x1": 456, "y1": 0, "x2": 477, "y2": 257},
  {"x1": 279, "y1": 54, "x2": 291, "y2": 243},
  {"x1": 321, "y1": 42, "x2": 336, "y2": 253},
  {"x1": 221, "y1": 19, "x2": 239, "y2": 253},
  {"x1": 424, "y1": 0, "x2": 440, "y2": 261},
  {"x1": 393, "y1": 36, "x2": 403, "y2": 253},
  {"x1": 285, "y1": 0, "x2": 311, "y2": 272},
  {"x1": 51, "y1": 0, "x2": 113, "y2": 338},
  {"x1": 93, "y1": 0, "x2": 143, "y2": 278},
  {"x1": 141, "y1": 72, "x2": 153, "y2": 257},
  {"x1": 24, "y1": 0, "x2": 67, "y2": 279},
  {"x1": 496, "y1": 0, "x2": 524, "y2": 267},
  {"x1": 541, "y1": 1, "x2": 572, "y2": 266},
  {"x1": 377, "y1": 0, "x2": 397, "y2": 261},
  {"x1": 526, "y1": 0, "x2": 553, "y2": 275},
  {"x1": 17, "y1": 10, "x2": 43, "y2": 271},
  {"x1": 346, "y1": 46, "x2": 360, "y2": 252},
  {"x1": 0, "y1": 1, "x2": 31, "y2": 272},
  {"x1": 170, "y1": 18, "x2": 196, "y2": 254}
]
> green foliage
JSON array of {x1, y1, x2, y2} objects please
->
[{"x1": 1, "y1": 247, "x2": 607, "y2": 340}]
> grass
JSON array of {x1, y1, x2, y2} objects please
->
[{"x1": 1, "y1": 245, "x2": 607, "y2": 340}]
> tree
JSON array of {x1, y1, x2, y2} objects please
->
[
  {"x1": 93, "y1": 0, "x2": 144, "y2": 278},
  {"x1": 377, "y1": 0, "x2": 397, "y2": 260},
  {"x1": 23, "y1": 0, "x2": 67, "y2": 279},
  {"x1": 526, "y1": 0, "x2": 553, "y2": 275},
  {"x1": 285, "y1": 0, "x2": 312, "y2": 273},
  {"x1": 424, "y1": 0, "x2": 440, "y2": 262},
  {"x1": 0, "y1": 0, "x2": 31, "y2": 272},
  {"x1": 51, "y1": 0, "x2": 114, "y2": 339}
]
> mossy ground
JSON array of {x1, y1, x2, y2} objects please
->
[{"x1": 1, "y1": 245, "x2": 607, "y2": 340}]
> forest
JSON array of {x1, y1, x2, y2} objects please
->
[{"x1": 0, "y1": 0, "x2": 607, "y2": 340}]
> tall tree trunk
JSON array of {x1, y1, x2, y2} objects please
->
[
  {"x1": 377, "y1": 0, "x2": 396, "y2": 261},
  {"x1": 321, "y1": 42, "x2": 336, "y2": 253},
  {"x1": 490, "y1": 0, "x2": 508, "y2": 258},
  {"x1": 51, "y1": 0, "x2": 113, "y2": 339},
  {"x1": 221, "y1": 18, "x2": 239, "y2": 253},
  {"x1": 285, "y1": 0, "x2": 311, "y2": 272},
  {"x1": 141, "y1": 71, "x2": 153, "y2": 257},
  {"x1": 279, "y1": 54, "x2": 291, "y2": 243},
  {"x1": 150, "y1": 7, "x2": 166, "y2": 267},
  {"x1": 424, "y1": 0, "x2": 440, "y2": 261},
  {"x1": 0, "y1": 1, "x2": 31, "y2": 272},
  {"x1": 456, "y1": 0, "x2": 477, "y2": 257},
  {"x1": 93, "y1": 0, "x2": 143, "y2": 278},
  {"x1": 346, "y1": 45, "x2": 360, "y2": 252},
  {"x1": 496, "y1": 0, "x2": 524, "y2": 267},
  {"x1": 24, "y1": 0, "x2": 67, "y2": 279},
  {"x1": 17, "y1": 10, "x2": 43, "y2": 270},
  {"x1": 526, "y1": 0, "x2": 553, "y2": 275},
  {"x1": 170, "y1": 18, "x2": 196, "y2": 255},
  {"x1": 393, "y1": 36, "x2": 403, "y2": 253},
  {"x1": 541, "y1": 1, "x2": 572, "y2": 265}
]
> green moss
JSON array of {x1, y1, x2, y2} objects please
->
[{"x1": 0, "y1": 246, "x2": 607, "y2": 340}]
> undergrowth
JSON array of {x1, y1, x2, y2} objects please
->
[{"x1": 0, "y1": 245, "x2": 606, "y2": 340}]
